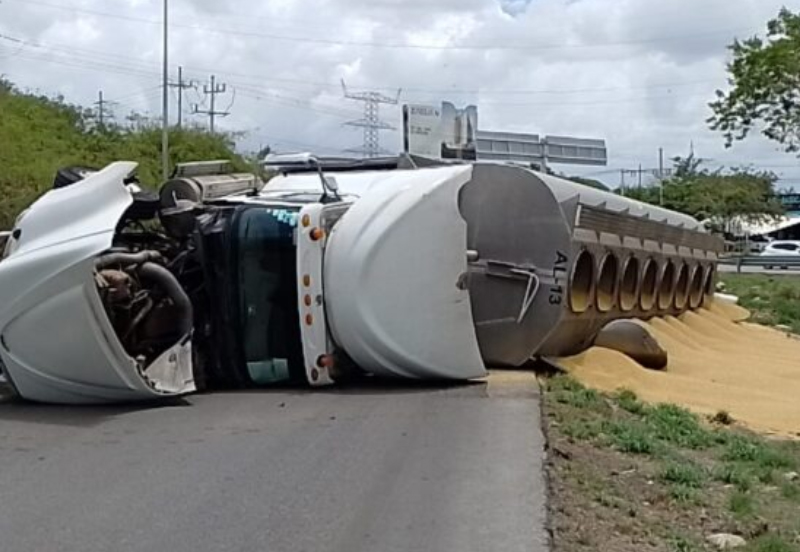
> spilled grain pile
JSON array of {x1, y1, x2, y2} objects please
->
[{"x1": 556, "y1": 300, "x2": 800, "y2": 436}]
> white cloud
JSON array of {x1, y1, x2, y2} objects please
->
[{"x1": 2, "y1": 0, "x2": 800, "y2": 187}]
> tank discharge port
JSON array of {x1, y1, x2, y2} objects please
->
[
  {"x1": 596, "y1": 253, "x2": 619, "y2": 313},
  {"x1": 569, "y1": 250, "x2": 595, "y2": 314},
  {"x1": 619, "y1": 257, "x2": 639, "y2": 312},
  {"x1": 640, "y1": 259, "x2": 658, "y2": 311},
  {"x1": 674, "y1": 262, "x2": 690, "y2": 310},
  {"x1": 688, "y1": 265, "x2": 705, "y2": 309},
  {"x1": 704, "y1": 265, "x2": 716, "y2": 297},
  {"x1": 657, "y1": 261, "x2": 676, "y2": 310}
]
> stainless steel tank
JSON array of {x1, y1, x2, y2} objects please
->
[{"x1": 458, "y1": 163, "x2": 722, "y2": 366}]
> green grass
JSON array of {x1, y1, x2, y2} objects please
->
[
  {"x1": 722, "y1": 435, "x2": 796, "y2": 469},
  {"x1": 551, "y1": 377, "x2": 602, "y2": 408},
  {"x1": 616, "y1": 389, "x2": 647, "y2": 414},
  {"x1": 660, "y1": 462, "x2": 706, "y2": 488},
  {"x1": 780, "y1": 483, "x2": 800, "y2": 501},
  {"x1": 728, "y1": 490, "x2": 756, "y2": 517},
  {"x1": 713, "y1": 464, "x2": 753, "y2": 491},
  {"x1": 719, "y1": 274, "x2": 800, "y2": 334},
  {"x1": 745, "y1": 534, "x2": 799, "y2": 552},
  {"x1": 646, "y1": 404, "x2": 717, "y2": 449},
  {"x1": 603, "y1": 420, "x2": 658, "y2": 455},
  {"x1": 562, "y1": 419, "x2": 603, "y2": 441},
  {"x1": 545, "y1": 375, "x2": 800, "y2": 551},
  {"x1": 668, "y1": 533, "x2": 703, "y2": 552},
  {"x1": 0, "y1": 78, "x2": 249, "y2": 229},
  {"x1": 669, "y1": 484, "x2": 701, "y2": 505}
]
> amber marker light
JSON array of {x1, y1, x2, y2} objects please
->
[{"x1": 301, "y1": 214, "x2": 311, "y2": 228}]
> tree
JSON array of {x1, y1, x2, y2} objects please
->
[
  {"x1": 0, "y1": 79, "x2": 247, "y2": 229},
  {"x1": 620, "y1": 155, "x2": 784, "y2": 233},
  {"x1": 709, "y1": 8, "x2": 800, "y2": 152}
]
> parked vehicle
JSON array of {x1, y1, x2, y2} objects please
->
[
  {"x1": 759, "y1": 240, "x2": 800, "y2": 269},
  {"x1": 0, "y1": 156, "x2": 723, "y2": 404}
]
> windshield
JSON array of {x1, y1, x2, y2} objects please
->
[{"x1": 235, "y1": 206, "x2": 304, "y2": 384}]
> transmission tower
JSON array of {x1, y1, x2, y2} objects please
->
[
  {"x1": 341, "y1": 79, "x2": 401, "y2": 158},
  {"x1": 94, "y1": 90, "x2": 116, "y2": 129}
]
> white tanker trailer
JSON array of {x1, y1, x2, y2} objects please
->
[{"x1": 0, "y1": 156, "x2": 722, "y2": 404}]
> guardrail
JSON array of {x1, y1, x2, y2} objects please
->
[{"x1": 719, "y1": 255, "x2": 800, "y2": 273}]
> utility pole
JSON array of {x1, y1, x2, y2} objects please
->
[
  {"x1": 658, "y1": 147, "x2": 665, "y2": 206},
  {"x1": 341, "y1": 79, "x2": 401, "y2": 158},
  {"x1": 161, "y1": 0, "x2": 169, "y2": 180},
  {"x1": 94, "y1": 90, "x2": 114, "y2": 128},
  {"x1": 168, "y1": 66, "x2": 194, "y2": 128},
  {"x1": 192, "y1": 75, "x2": 230, "y2": 133}
]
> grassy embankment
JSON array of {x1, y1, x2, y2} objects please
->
[
  {"x1": 719, "y1": 274, "x2": 800, "y2": 334},
  {"x1": 0, "y1": 78, "x2": 247, "y2": 229},
  {"x1": 546, "y1": 273, "x2": 800, "y2": 551},
  {"x1": 545, "y1": 376, "x2": 800, "y2": 552}
]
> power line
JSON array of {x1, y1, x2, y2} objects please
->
[
  {"x1": 235, "y1": 85, "x2": 363, "y2": 120},
  {"x1": 7, "y1": 0, "x2": 760, "y2": 52},
  {"x1": 0, "y1": 33, "x2": 726, "y2": 98}
]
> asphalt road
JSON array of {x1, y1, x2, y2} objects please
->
[{"x1": 0, "y1": 371, "x2": 548, "y2": 552}]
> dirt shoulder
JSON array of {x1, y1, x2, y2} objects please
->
[{"x1": 543, "y1": 375, "x2": 800, "y2": 552}]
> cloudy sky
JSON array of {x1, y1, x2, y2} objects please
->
[{"x1": 2, "y1": 0, "x2": 800, "y2": 187}]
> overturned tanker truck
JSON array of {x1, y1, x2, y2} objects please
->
[{"x1": 0, "y1": 155, "x2": 722, "y2": 404}]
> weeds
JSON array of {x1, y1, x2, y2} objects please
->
[
  {"x1": 545, "y1": 374, "x2": 800, "y2": 552},
  {"x1": 713, "y1": 464, "x2": 753, "y2": 491},
  {"x1": 669, "y1": 484, "x2": 701, "y2": 505},
  {"x1": 720, "y1": 275, "x2": 800, "y2": 335},
  {"x1": 747, "y1": 534, "x2": 798, "y2": 552},
  {"x1": 728, "y1": 490, "x2": 756, "y2": 517},
  {"x1": 562, "y1": 419, "x2": 602, "y2": 441},
  {"x1": 723, "y1": 436, "x2": 796, "y2": 469},
  {"x1": 660, "y1": 462, "x2": 706, "y2": 488},
  {"x1": 668, "y1": 533, "x2": 701, "y2": 552},
  {"x1": 550, "y1": 376, "x2": 601, "y2": 408},
  {"x1": 780, "y1": 483, "x2": 800, "y2": 502},
  {"x1": 604, "y1": 420, "x2": 657, "y2": 455},
  {"x1": 616, "y1": 389, "x2": 646, "y2": 415}
]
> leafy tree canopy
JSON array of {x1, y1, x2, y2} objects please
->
[
  {"x1": 621, "y1": 155, "x2": 784, "y2": 232},
  {"x1": 0, "y1": 78, "x2": 247, "y2": 228},
  {"x1": 709, "y1": 8, "x2": 800, "y2": 152}
]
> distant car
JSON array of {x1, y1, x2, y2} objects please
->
[{"x1": 759, "y1": 240, "x2": 800, "y2": 269}]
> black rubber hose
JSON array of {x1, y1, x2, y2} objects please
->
[
  {"x1": 95, "y1": 251, "x2": 162, "y2": 270},
  {"x1": 137, "y1": 262, "x2": 193, "y2": 337}
]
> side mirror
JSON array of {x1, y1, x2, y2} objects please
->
[
  {"x1": 263, "y1": 153, "x2": 342, "y2": 202},
  {"x1": 324, "y1": 176, "x2": 339, "y2": 193}
]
